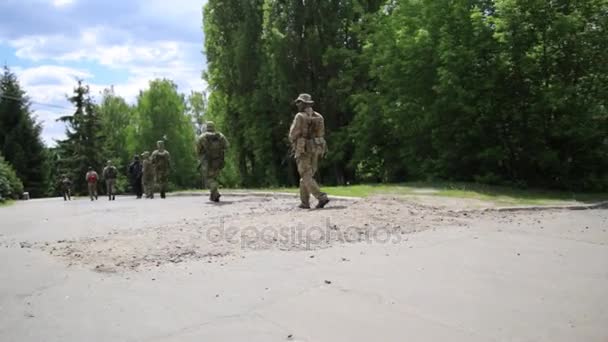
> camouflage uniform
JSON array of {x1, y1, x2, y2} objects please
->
[
  {"x1": 141, "y1": 151, "x2": 155, "y2": 199},
  {"x1": 289, "y1": 94, "x2": 330, "y2": 209},
  {"x1": 60, "y1": 176, "x2": 72, "y2": 201},
  {"x1": 102, "y1": 161, "x2": 118, "y2": 201},
  {"x1": 197, "y1": 122, "x2": 229, "y2": 202},
  {"x1": 151, "y1": 141, "x2": 171, "y2": 199},
  {"x1": 85, "y1": 168, "x2": 99, "y2": 201}
]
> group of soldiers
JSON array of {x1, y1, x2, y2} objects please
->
[
  {"x1": 60, "y1": 93, "x2": 330, "y2": 209},
  {"x1": 59, "y1": 141, "x2": 172, "y2": 201}
]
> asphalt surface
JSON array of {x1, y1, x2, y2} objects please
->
[{"x1": 1, "y1": 196, "x2": 607, "y2": 341}]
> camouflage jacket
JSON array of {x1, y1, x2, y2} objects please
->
[{"x1": 151, "y1": 150, "x2": 171, "y2": 173}]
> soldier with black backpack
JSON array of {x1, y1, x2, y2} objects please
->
[{"x1": 197, "y1": 122, "x2": 229, "y2": 202}]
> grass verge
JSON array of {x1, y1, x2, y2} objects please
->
[
  {"x1": 258, "y1": 182, "x2": 607, "y2": 206},
  {"x1": 0, "y1": 199, "x2": 15, "y2": 207}
]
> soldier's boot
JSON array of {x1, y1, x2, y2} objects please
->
[
  {"x1": 315, "y1": 195, "x2": 330, "y2": 209},
  {"x1": 298, "y1": 203, "x2": 311, "y2": 209},
  {"x1": 108, "y1": 194, "x2": 112, "y2": 201},
  {"x1": 160, "y1": 191, "x2": 166, "y2": 199},
  {"x1": 211, "y1": 193, "x2": 220, "y2": 202},
  {"x1": 112, "y1": 195, "x2": 116, "y2": 201}
]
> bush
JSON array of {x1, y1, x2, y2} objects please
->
[{"x1": 0, "y1": 154, "x2": 24, "y2": 199}]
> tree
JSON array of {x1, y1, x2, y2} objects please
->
[
  {"x1": 187, "y1": 90, "x2": 207, "y2": 135},
  {"x1": 133, "y1": 79, "x2": 198, "y2": 188},
  {"x1": 203, "y1": 0, "x2": 383, "y2": 187},
  {"x1": 0, "y1": 66, "x2": 50, "y2": 197},
  {"x1": 0, "y1": 152, "x2": 24, "y2": 200},
  {"x1": 98, "y1": 87, "x2": 132, "y2": 180},
  {"x1": 346, "y1": 0, "x2": 608, "y2": 190},
  {"x1": 56, "y1": 80, "x2": 104, "y2": 194},
  {"x1": 203, "y1": 0, "x2": 608, "y2": 190}
]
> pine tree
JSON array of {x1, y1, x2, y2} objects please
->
[
  {"x1": 0, "y1": 66, "x2": 50, "y2": 197},
  {"x1": 56, "y1": 80, "x2": 104, "y2": 194}
]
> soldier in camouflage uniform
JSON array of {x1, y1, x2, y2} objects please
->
[
  {"x1": 60, "y1": 174, "x2": 72, "y2": 201},
  {"x1": 197, "y1": 122, "x2": 229, "y2": 202},
  {"x1": 151, "y1": 140, "x2": 171, "y2": 199},
  {"x1": 289, "y1": 93, "x2": 330, "y2": 209},
  {"x1": 85, "y1": 166, "x2": 99, "y2": 201},
  {"x1": 141, "y1": 151, "x2": 155, "y2": 199},
  {"x1": 102, "y1": 160, "x2": 118, "y2": 201}
]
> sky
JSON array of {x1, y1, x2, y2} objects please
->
[{"x1": 0, "y1": 0, "x2": 208, "y2": 145}]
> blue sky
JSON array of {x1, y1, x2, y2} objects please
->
[{"x1": 0, "y1": 0, "x2": 208, "y2": 145}]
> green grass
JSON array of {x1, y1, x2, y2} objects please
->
[
  {"x1": 258, "y1": 182, "x2": 608, "y2": 206},
  {"x1": 177, "y1": 182, "x2": 607, "y2": 206},
  {"x1": 0, "y1": 199, "x2": 15, "y2": 207}
]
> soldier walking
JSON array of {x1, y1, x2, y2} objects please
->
[
  {"x1": 85, "y1": 166, "x2": 99, "y2": 201},
  {"x1": 151, "y1": 140, "x2": 171, "y2": 199},
  {"x1": 60, "y1": 174, "x2": 72, "y2": 201},
  {"x1": 197, "y1": 122, "x2": 229, "y2": 202},
  {"x1": 141, "y1": 151, "x2": 155, "y2": 199},
  {"x1": 128, "y1": 155, "x2": 143, "y2": 199},
  {"x1": 289, "y1": 93, "x2": 330, "y2": 209},
  {"x1": 102, "y1": 160, "x2": 118, "y2": 201}
]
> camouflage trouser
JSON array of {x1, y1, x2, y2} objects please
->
[
  {"x1": 62, "y1": 188, "x2": 71, "y2": 201},
  {"x1": 142, "y1": 177, "x2": 154, "y2": 198},
  {"x1": 206, "y1": 168, "x2": 221, "y2": 201},
  {"x1": 88, "y1": 183, "x2": 97, "y2": 200},
  {"x1": 155, "y1": 171, "x2": 169, "y2": 196},
  {"x1": 106, "y1": 179, "x2": 116, "y2": 197},
  {"x1": 296, "y1": 153, "x2": 327, "y2": 207}
]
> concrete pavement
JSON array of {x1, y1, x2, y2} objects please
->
[{"x1": 1, "y1": 197, "x2": 607, "y2": 341}]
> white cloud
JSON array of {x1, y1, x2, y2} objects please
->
[
  {"x1": 16, "y1": 65, "x2": 92, "y2": 104},
  {"x1": 52, "y1": 0, "x2": 75, "y2": 7},
  {"x1": 14, "y1": 63, "x2": 207, "y2": 145},
  {"x1": 3, "y1": 0, "x2": 209, "y2": 145}
]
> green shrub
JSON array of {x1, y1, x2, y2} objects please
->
[{"x1": 0, "y1": 154, "x2": 24, "y2": 199}]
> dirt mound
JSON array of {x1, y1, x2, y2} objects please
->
[{"x1": 38, "y1": 196, "x2": 470, "y2": 272}]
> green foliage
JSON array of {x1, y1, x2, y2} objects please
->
[
  {"x1": 0, "y1": 66, "x2": 50, "y2": 197},
  {"x1": 133, "y1": 79, "x2": 198, "y2": 188},
  {"x1": 202, "y1": 0, "x2": 607, "y2": 191},
  {"x1": 187, "y1": 90, "x2": 207, "y2": 135},
  {"x1": 98, "y1": 87, "x2": 133, "y2": 180},
  {"x1": 203, "y1": 0, "x2": 384, "y2": 187},
  {"x1": 55, "y1": 80, "x2": 105, "y2": 195},
  {"x1": 0, "y1": 153, "x2": 24, "y2": 199},
  {"x1": 348, "y1": 0, "x2": 608, "y2": 190}
]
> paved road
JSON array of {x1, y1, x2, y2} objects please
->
[{"x1": 1, "y1": 196, "x2": 607, "y2": 341}]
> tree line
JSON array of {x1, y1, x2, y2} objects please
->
[
  {"x1": 1, "y1": 67, "x2": 203, "y2": 197},
  {"x1": 203, "y1": 0, "x2": 608, "y2": 191}
]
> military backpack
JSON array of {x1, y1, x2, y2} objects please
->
[{"x1": 206, "y1": 133, "x2": 225, "y2": 169}]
